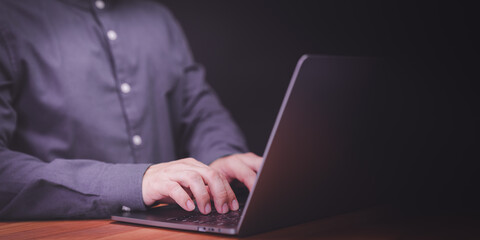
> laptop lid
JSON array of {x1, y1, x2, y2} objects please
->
[{"x1": 237, "y1": 54, "x2": 394, "y2": 236}]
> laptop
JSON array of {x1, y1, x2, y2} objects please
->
[{"x1": 112, "y1": 55, "x2": 396, "y2": 236}]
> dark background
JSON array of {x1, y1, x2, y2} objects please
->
[{"x1": 161, "y1": 1, "x2": 479, "y2": 214}]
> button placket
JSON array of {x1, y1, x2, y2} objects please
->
[{"x1": 94, "y1": 5, "x2": 142, "y2": 159}]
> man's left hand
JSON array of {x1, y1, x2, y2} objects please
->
[{"x1": 210, "y1": 152, "x2": 263, "y2": 191}]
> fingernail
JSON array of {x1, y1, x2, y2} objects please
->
[
  {"x1": 186, "y1": 200, "x2": 195, "y2": 211},
  {"x1": 205, "y1": 203, "x2": 211, "y2": 214},
  {"x1": 222, "y1": 203, "x2": 229, "y2": 214},
  {"x1": 232, "y1": 199, "x2": 239, "y2": 211}
]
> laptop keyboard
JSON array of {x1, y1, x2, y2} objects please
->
[{"x1": 166, "y1": 207, "x2": 243, "y2": 226}]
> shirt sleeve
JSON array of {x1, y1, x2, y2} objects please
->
[
  {"x1": 163, "y1": 9, "x2": 249, "y2": 165},
  {"x1": 0, "y1": 25, "x2": 150, "y2": 220}
]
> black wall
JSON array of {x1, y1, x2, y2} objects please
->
[{"x1": 161, "y1": 1, "x2": 479, "y2": 213}]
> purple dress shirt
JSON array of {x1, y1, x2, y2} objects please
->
[{"x1": 0, "y1": 0, "x2": 247, "y2": 219}]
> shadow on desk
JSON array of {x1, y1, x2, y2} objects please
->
[{"x1": 246, "y1": 205, "x2": 479, "y2": 240}]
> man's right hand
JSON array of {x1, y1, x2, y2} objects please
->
[{"x1": 141, "y1": 158, "x2": 239, "y2": 215}]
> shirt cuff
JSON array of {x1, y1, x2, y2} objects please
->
[{"x1": 100, "y1": 163, "x2": 151, "y2": 213}]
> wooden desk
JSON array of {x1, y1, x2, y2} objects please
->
[{"x1": 1, "y1": 206, "x2": 478, "y2": 239}]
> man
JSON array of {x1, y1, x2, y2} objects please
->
[{"x1": 0, "y1": 0, "x2": 262, "y2": 219}]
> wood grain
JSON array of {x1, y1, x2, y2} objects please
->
[{"x1": 1, "y1": 206, "x2": 478, "y2": 239}]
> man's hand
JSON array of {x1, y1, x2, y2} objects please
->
[
  {"x1": 142, "y1": 153, "x2": 262, "y2": 215},
  {"x1": 210, "y1": 152, "x2": 263, "y2": 191},
  {"x1": 142, "y1": 158, "x2": 238, "y2": 214}
]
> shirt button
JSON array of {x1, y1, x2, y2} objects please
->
[
  {"x1": 95, "y1": 0, "x2": 105, "y2": 9},
  {"x1": 132, "y1": 135, "x2": 142, "y2": 146},
  {"x1": 107, "y1": 30, "x2": 117, "y2": 41},
  {"x1": 120, "y1": 83, "x2": 131, "y2": 94}
]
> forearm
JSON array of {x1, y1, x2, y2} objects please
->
[{"x1": 0, "y1": 148, "x2": 150, "y2": 219}]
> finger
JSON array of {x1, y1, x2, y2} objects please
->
[
  {"x1": 174, "y1": 171, "x2": 211, "y2": 214},
  {"x1": 241, "y1": 153, "x2": 263, "y2": 172},
  {"x1": 203, "y1": 177, "x2": 236, "y2": 213},
  {"x1": 221, "y1": 175, "x2": 239, "y2": 211},
  {"x1": 184, "y1": 188, "x2": 194, "y2": 199},
  {"x1": 167, "y1": 182, "x2": 195, "y2": 212},
  {"x1": 232, "y1": 161, "x2": 258, "y2": 191},
  {"x1": 197, "y1": 167, "x2": 230, "y2": 214}
]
